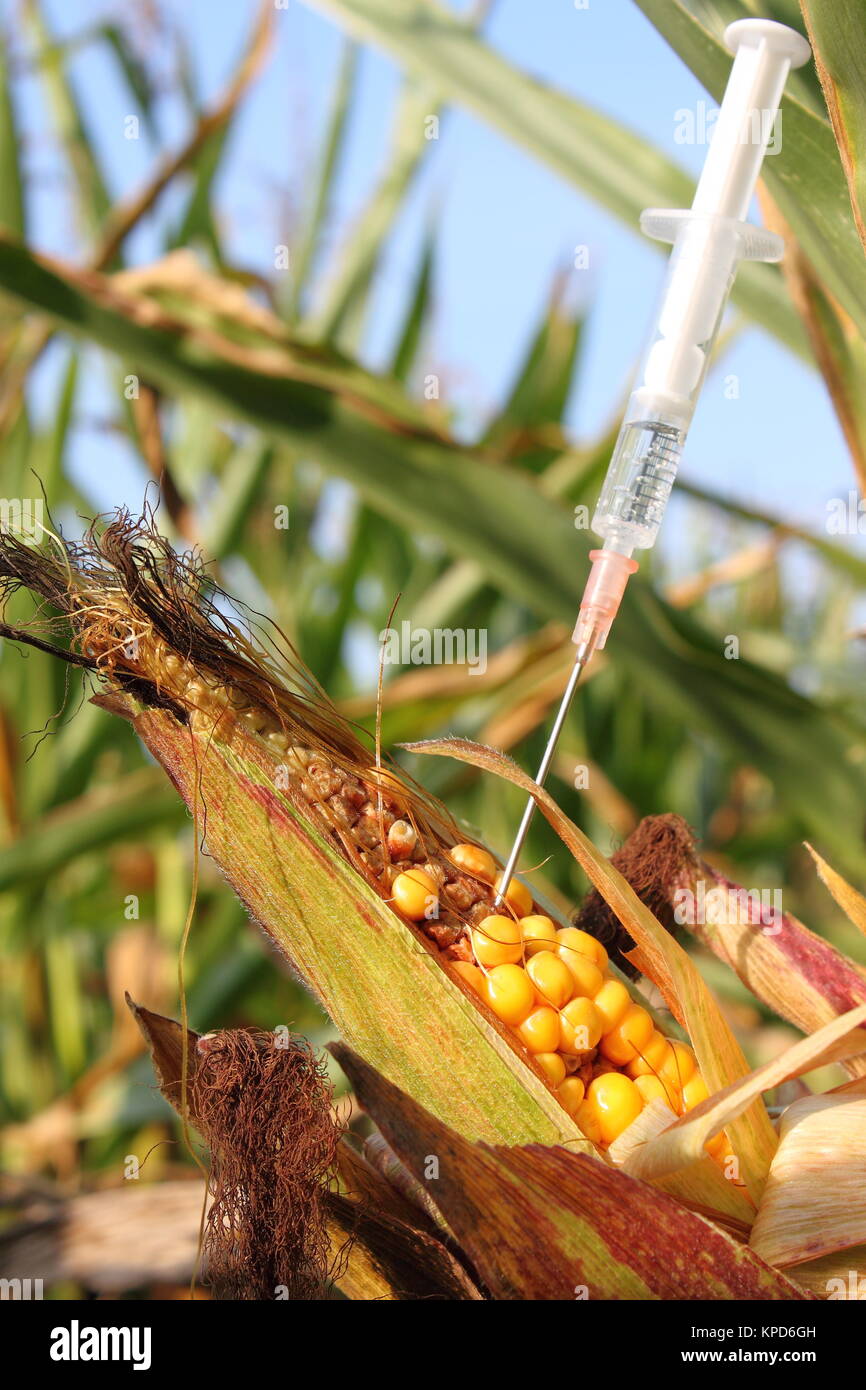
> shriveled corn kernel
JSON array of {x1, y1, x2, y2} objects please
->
[
  {"x1": 517, "y1": 1006, "x2": 562, "y2": 1054},
  {"x1": 482, "y1": 963, "x2": 536, "y2": 1025},
  {"x1": 576, "y1": 1100, "x2": 603, "y2": 1145},
  {"x1": 495, "y1": 874, "x2": 533, "y2": 916},
  {"x1": 592, "y1": 979, "x2": 632, "y2": 1034},
  {"x1": 535, "y1": 1052, "x2": 567, "y2": 1087},
  {"x1": 451, "y1": 960, "x2": 485, "y2": 995},
  {"x1": 559, "y1": 996, "x2": 603, "y2": 1054},
  {"x1": 682, "y1": 1073, "x2": 710, "y2": 1111},
  {"x1": 599, "y1": 1003, "x2": 654, "y2": 1065},
  {"x1": 592, "y1": 1057, "x2": 618, "y2": 1077},
  {"x1": 392, "y1": 868, "x2": 438, "y2": 920},
  {"x1": 387, "y1": 819, "x2": 417, "y2": 859},
  {"x1": 585, "y1": 1073, "x2": 644, "y2": 1146},
  {"x1": 471, "y1": 914, "x2": 523, "y2": 967},
  {"x1": 634, "y1": 1073, "x2": 676, "y2": 1107},
  {"x1": 557, "y1": 1076, "x2": 586, "y2": 1117},
  {"x1": 519, "y1": 914, "x2": 558, "y2": 957},
  {"x1": 556, "y1": 926, "x2": 607, "y2": 971},
  {"x1": 367, "y1": 765, "x2": 409, "y2": 810},
  {"x1": 626, "y1": 1030, "x2": 673, "y2": 1078},
  {"x1": 664, "y1": 1041, "x2": 696, "y2": 1087},
  {"x1": 526, "y1": 951, "x2": 574, "y2": 1009},
  {"x1": 448, "y1": 842, "x2": 496, "y2": 883}
]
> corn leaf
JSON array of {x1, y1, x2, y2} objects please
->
[
  {"x1": 301, "y1": 0, "x2": 806, "y2": 358},
  {"x1": 0, "y1": 767, "x2": 185, "y2": 893},
  {"x1": 0, "y1": 41, "x2": 24, "y2": 239},
  {"x1": 306, "y1": 76, "x2": 439, "y2": 346},
  {"x1": 289, "y1": 41, "x2": 359, "y2": 319},
  {"x1": 675, "y1": 857, "x2": 866, "y2": 1076},
  {"x1": 404, "y1": 735, "x2": 779, "y2": 1203},
  {"x1": 2, "y1": 238, "x2": 865, "y2": 877},
  {"x1": 335, "y1": 1043, "x2": 812, "y2": 1300},
  {"x1": 806, "y1": 843, "x2": 866, "y2": 938},
  {"x1": 760, "y1": 188, "x2": 866, "y2": 491},
  {"x1": 785, "y1": 1246, "x2": 866, "y2": 1299},
  {"x1": 801, "y1": 0, "x2": 866, "y2": 257},
  {"x1": 750, "y1": 1083, "x2": 866, "y2": 1269}
]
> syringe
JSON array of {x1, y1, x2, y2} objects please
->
[{"x1": 495, "y1": 18, "x2": 811, "y2": 906}]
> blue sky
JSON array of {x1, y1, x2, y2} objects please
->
[{"x1": 12, "y1": 0, "x2": 859, "y2": 577}]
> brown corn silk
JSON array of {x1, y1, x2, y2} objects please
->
[{"x1": 192, "y1": 1028, "x2": 341, "y2": 1300}]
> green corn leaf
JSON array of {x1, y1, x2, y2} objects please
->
[
  {"x1": 0, "y1": 40, "x2": 25, "y2": 239},
  {"x1": 1, "y1": 235, "x2": 865, "y2": 876},
  {"x1": 801, "y1": 0, "x2": 866, "y2": 257},
  {"x1": 300, "y1": 0, "x2": 807, "y2": 358}
]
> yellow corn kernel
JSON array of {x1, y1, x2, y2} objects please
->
[
  {"x1": 584, "y1": 1073, "x2": 644, "y2": 1146},
  {"x1": 556, "y1": 925, "x2": 607, "y2": 971},
  {"x1": 471, "y1": 914, "x2": 523, "y2": 967},
  {"x1": 627, "y1": 1029, "x2": 673, "y2": 1078},
  {"x1": 448, "y1": 842, "x2": 497, "y2": 883},
  {"x1": 494, "y1": 874, "x2": 533, "y2": 916},
  {"x1": 576, "y1": 1100, "x2": 603, "y2": 1145},
  {"x1": 526, "y1": 950, "x2": 574, "y2": 1009},
  {"x1": 519, "y1": 914, "x2": 558, "y2": 957},
  {"x1": 482, "y1": 963, "x2": 536, "y2": 1025},
  {"x1": 634, "y1": 1073, "x2": 679, "y2": 1109},
  {"x1": 559, "y1": 996, "x2": 604, "y2": 1054},
  {"x1": 517, "y1": 1006, "x2": 562, "y2": 1054},
  {"x1": 557, "y1": 1076, "x2": 586, "y2": 1117},
  {"x1": 682, "y1": 1073, "x2": 710, "y2": 1111},
  {"x1": 599, "y1": 1003, "x2": 654, "y2": 1065},
  {"x1": 562, "y1": 952, "x2": 604, "y2": 1000},
  {"x1": 535, "y1": 1052, "x2": 567, "y2": 1087},
  {"x1": 592, "y1": 978, "x2": 631, "y2": 1034},
  {"x1": 451, "y1": 960, "x2": 485, "y2": 995},
  {"x1": 391, "y1": 867, "x2": 438, "y2": 920},
  {"x1": 663, "y1": 1040, "x2": 696, "y2": 1089}
]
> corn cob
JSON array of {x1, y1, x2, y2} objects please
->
[
  {"x1": 136, "y1": 634, "x2": 730, "y2": 1157},
  {"x1": 0, "y1": 515, "x2": 731, "y2": 1164}
]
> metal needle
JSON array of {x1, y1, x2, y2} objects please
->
[{"x1": 494, "y1": 641, "x2": 591, "y2": 906}]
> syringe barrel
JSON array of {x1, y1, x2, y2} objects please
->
[{"x1": 592, "y1": 216, "x2": 739, "y2": 552}]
